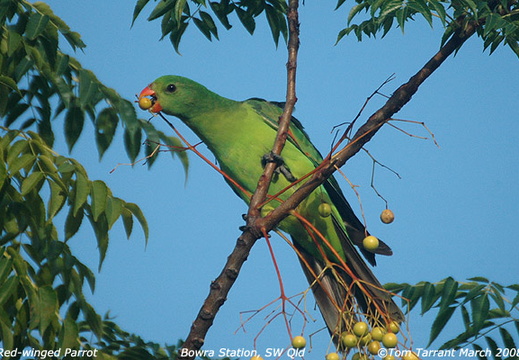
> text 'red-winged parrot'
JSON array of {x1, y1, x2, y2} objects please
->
[{"x1": 139, "y1": 75, "x2": 404, "y2": 347}]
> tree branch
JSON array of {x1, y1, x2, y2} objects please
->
[
  {"x1": 178, "y1": 15, "x2": 479, "y2": 360},
  {"x1": 178, "y1": 0, "x2": 300, "y2": 357},
  {"x1": 260, "y1": 20, "x2": 479, "y2": 229}
]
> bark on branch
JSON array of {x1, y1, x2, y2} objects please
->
[{"x1": 178, "y1": 0, "x2": 300, "y2": 357}]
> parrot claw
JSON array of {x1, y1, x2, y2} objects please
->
[{"x1": 261, "y1": 152, "x2": 298, "y2": 182}]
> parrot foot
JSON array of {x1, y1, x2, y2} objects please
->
[{"x1": 261, "y1": 152, "x2": 298, "y2": 182}]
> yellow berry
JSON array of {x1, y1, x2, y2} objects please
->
[
  {"x1": 402, "y1": 351, "x2": 419, "y2": 360},
  {"x1": 380, "y1": 209, "x2": 395, "y2": 224},
  {"x1": 362, "y1": 235, "x2": 379, "y2": 251},
  {"x1": 382, "y1": 333, "x2": 398, "y2": 348},
  {"x1": 353, "y1": 321, "x2": 369, "y2": 337},
  {"x1": 318, "y1": 203, "x2": 332, "y2": 217},
  {"x1": 371, "y1": 326, "x2": 386, "y2": 341},
  {"x1": 325, "y1": 353, "x2": 340, "y2": 360},
  {"x1": 383, "y1": 356, "x2": 396, "y2": 360},
  {"x1": 291, "y1": 335, "x2": 306, "y2": 349},
  {"x1": 358, "y1": 333, "x2": 372, "y2": 346},
  {"x1": 388, "y1": 321, "x2": 400, "y2": 334},
  {"x1": 341, "y1": 333, "x2": 357, "y2": 348},
  {"x1": 351, "y1": 353, "x2": 368, "y2": 360},
  {"x1": 250, "y1": 356, "x2": 264, "y2": 360},
  {"x1": 138, "y1": 97, "x2": 153, "y2": 110},
  {"x1": 367, "y1": 340, "x2": 381, "y2": 355}
]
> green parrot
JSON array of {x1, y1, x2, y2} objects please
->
[{"x1": 139, "y1": 76, "x2": 404, "y2": 345}]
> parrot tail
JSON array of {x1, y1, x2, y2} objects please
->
[{"x1": 293, "y1": 235, "x2": 404, "y2": 350}]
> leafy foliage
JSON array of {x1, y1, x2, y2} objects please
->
[
  {"x1": 0, "y1": 127, "x2": 157, "y2": 355},
  {"x1": 336, "y1": 0, "x2": 519, "y2": 57},
  {"x1": 0, "y1": 1, "x2": 188, "y2": 357},
  {"x1": 386, "y1": 277, "x2": 519, "y2": 357},
  {"x1": 0, "y1": 0, "x2": 188, "y2": 168},
  {"x1": 132, "y1": 0, "x2": 519, "y2": 58},
  {"x1": 132, "y1": 0, "x2": 288, "y2": 52}
]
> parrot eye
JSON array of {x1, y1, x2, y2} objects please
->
[{"x1": 166, "y1": 84, "x2": 177, "y2": 93}]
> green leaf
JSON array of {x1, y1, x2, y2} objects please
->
[
  {"x1": 484, "y1": 336, "x2": 499, "y2": 360},
  {"x1": 439, "y1": 277, "x2": 459, "y2": 311},
  {"x1": 461, "y1": 283, "x2": 487, "y2": 304},
  {"x1": 421, "y1": 281, "x2": 437, "y2": 314},
  {"x1": 48, "y1": 179, "x2": 67, "y2": 220},
  {"x1": 169, "y1": 19, "x2": 189, "y2": 53},
  {"x1": 59, "y1": 315, "x2": 80, "y2": 352},
  {"x1": 148, "y1": 0, "x2": 175, "y2": 21},
  {"x1": 78, "y1": 69, "x2": 98, "y2": 110},
  {"x1": 336, "y1": 0, "x2": 348, "y2": 10},
  {"x1": 0, "y1": 75, "x2": 21, "y2": 95},
  {"x1": 105, "y1": 196, "x2": 123, "y2": 229},
  {"x1": 174, "y1": 0, "x2": 188, "y2": 23},
  {"x1": 6, "y1": 102, "x2": 30, "y2": 127},
  {"x1": 83, "y1": 302, "x2": 103, "y2": 340},
  {"x1": 63, "y1": 31, "x2": 86, "y2": 50},
  {"x1": 89, "y1": 213, "x2": 109, "y2": 268},
  {"x1": 499, "y1": 327, "x2": 516, "y2": 350},
  {"x1": 90, "y1": 180, "x2": 108, "y2": 222},
  {"x1": 210, "y1": 1, "x2": 232, "y2": 30},
  {"x1": 428, "y1": 305, "x2": 456, "y2": 346},
  {"x1": 25, "y1": 12, "x2": 50, "y2": 40},
  {"x1": 489, "y1": 288, "x2": 506, "y2": 313},
  {"x1": 265, "y1": 4, "x2": 287, "y2": 46},
  {"x1": 65, "y1": 206, "x2": 84, "y2": 240},
  {"x1": 64, "y1": 105, "x2": 85, "y2": 152},
  {"x1": 21, "y1": 171, "x2": 45, "y2": 195},
  {"x1": 0, "y1": 256, "x2": 13, "y2": 285},
  {"x1": 460, "y1": 304, "x2": 470, "y2": 330},
  {"x1": 194, "y1": 17, "x2": 213, "y2": 40},
  {"x1": 235, "y1": 7, "x2": 256, "y2": 34},
  {"x1": 123, "y1": 127, "x2": 143, "y2": 163},
  {"x1": 76, "y1": 261, "x2": 96, "y2": 293},
  {"x1": 32, "y1": 1, "x2": 85, "y2": 49},
  {"x1": 401, "y1": 283, "x2": 419, "y2": 311},
  {"x1": 347, "y1": 3, "x2": 369, "y2": 25},
  {"x1": 472, "y1": 344, "x2": 488, "y2": 360},
  {"x1": 30, "y1": 285, "x2": 59, "y2": 334},
  {"x1": 132, "y1": 0, "x2": 152, "y2": 26},
  {"x1": 429, "y1": 0, "x2": 447, "y2": 26},
  {"x1": 73, "y1": 172, "x2": 89, "y2": 216},
  {"x1": 0, "y1": 318, "x2": 14, "y2": 350},
  {"x1": 200, "y1": 11, "x2": 219, "y2": 40},
  {"x1": 125, "y1": 202, "x2": 149, "y2": 242},
  {"x1": 14, "y1": 56, "x2": 35, "y2": 83},
  {"x1": 511, "y1": 291, "x2": 519, "y2": 309},
  {"x1": 121, "y1": 207, "x2": 134, "y2": 240},
  {"x1": 7, "y1": 29, "x2": 23, "y2": 57},
  {"x1": 95, "y1": 107, "x2": 119, "y2": 159},
  {"x1": 470, "y1": 293, "x2": 490, "y2": 332},
  {"x1": 0, "y1": 276, "x2": 18, "y2": 305},
  {"x1": 8, "y1": 153, "x2": 36, "y2": 175},
  {"x1": 384, "y1": 282, "x2": 408, "y2": 293},
  {"x1": 408, "y1": 0, "x2": 433, "y2": 26}
]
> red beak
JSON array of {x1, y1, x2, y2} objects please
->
[{"x1": 138, "y1": 86, "x2": 163, "y2": 113}]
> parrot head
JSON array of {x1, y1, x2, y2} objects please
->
[{"x1": 138, "y1": 75, "x2": 213, "y2": 119}]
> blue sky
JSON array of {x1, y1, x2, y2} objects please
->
[{"x1": 43, "y1": 0, "x2": 519, "y2": 357}]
